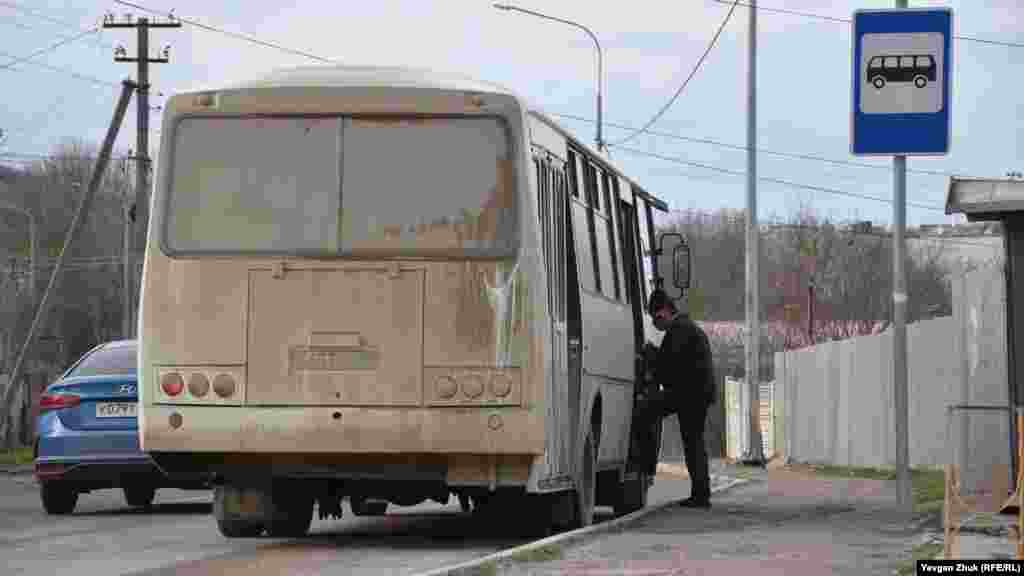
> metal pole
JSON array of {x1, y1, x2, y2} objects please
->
[
  {"x1": 892, "y1": 0, "x2": 911, "y2": 514},
  {"x1": 0, "y1": 80, "x2": 136, "y2": 446},
  {"x1": 596, "y1": 44, "x2": 604, "y2": 152},
  {"x1": 744, "y1": 0, "x2": 765, "y2": 464}
]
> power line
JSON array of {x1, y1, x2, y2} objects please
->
[
  {"x1": 609, "y1": 0, "x2": 741, "y2": 147},
  {"x1": 711, "y1": 0, "x2": 1024, "y2": 50},
  {"x1": 112, "y1": 0, "x2": 338, "y2": 64},
  {"x1": 552, "y1": 111, "x2": 962, "y2": 179},
  {"x1": 0, "y1": 28, "x2": 101, "y2": 72},
  {"x1": 0, "y1": 1, "x2": 118, "y2": 50},
  {"x1": 0, "y1": 47, "x2": 118, "y2": 87},
  {"x1": 611, "y1": 144, "x2": 946, "y2": 212}
]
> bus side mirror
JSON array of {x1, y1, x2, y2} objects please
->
[
  {"x1": 673, "y1": 243, "x2": 691, "y2": 292},
  {"x1": 655, "y1": 232, "x2": 690, "y2": 301}
]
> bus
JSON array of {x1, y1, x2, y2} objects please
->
[{"x1": 137, "y1": 65, "x2": 688, "y2": 538}]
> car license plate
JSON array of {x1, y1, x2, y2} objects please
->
[{"x1": 96, "y1": 402, "x2": 136, "y2": 418}]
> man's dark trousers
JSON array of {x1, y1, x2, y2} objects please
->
[
  {"x1": 637, "y1": 390, "x2": 711, "y2": 502},
  {"x1": 678, "y1": 401, "x2": 710, "y2": 502}
]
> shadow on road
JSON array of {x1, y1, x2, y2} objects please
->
[{"x1": 75, "y1": 502, "x2": 212, "y2": 517}]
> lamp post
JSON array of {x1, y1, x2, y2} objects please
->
[{"x1": 493, "y1": 3, "x2": 604, "y2": 153}]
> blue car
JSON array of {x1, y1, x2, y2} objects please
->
[{"x1": 34, "y1": 339, "x2": 209, "y2": 515}]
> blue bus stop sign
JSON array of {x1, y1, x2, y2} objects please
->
[{"x1": 851, "y1": 8, "x2": 952, "y2": 156}]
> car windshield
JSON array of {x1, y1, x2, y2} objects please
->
[{"x1": 66, "y1": 345, "x2": 137, "y2": 378}]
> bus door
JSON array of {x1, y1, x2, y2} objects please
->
[{"x1": 535, "y1": 152, "x2": 574, "y2": 477}]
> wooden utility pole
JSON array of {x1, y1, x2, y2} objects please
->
[
  {"x1": 103, "y1": 12, "x2": 179, "y2": 337},
  {"x1": 1, "y1": 80, "x2": 137, "y2": 447}
]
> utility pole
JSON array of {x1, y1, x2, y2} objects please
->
[
  {"x1": 104, "y1": 12, "x2": 179, "y2": 338},
  {"x1": 742, "y1": 0, "x2": 765, "y2": 466},
  {"x1": 1, "y1": 80, "x2": 136, "y2": 447}
]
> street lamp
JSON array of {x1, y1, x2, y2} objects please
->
[{"x1": 493, "y1": 3, "x2": 604, "y2": 153}]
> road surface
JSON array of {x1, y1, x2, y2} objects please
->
[{"x1": 0, "y1": 470, "x2": 705, "y2": 575}]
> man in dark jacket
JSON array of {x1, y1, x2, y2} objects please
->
[{"x1": 643, "y1": 288, "x2": 716, "y2": 508}]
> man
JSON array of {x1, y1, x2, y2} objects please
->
[{"x1": 643, "y1": 288, "x2": 716, "y2": 508}]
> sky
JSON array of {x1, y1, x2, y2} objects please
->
[{"x1": 1, "y1": 0, "x2": 1022, "y2": 229}]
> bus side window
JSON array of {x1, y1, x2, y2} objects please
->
[
  {"x1": 900, "y1": 56, "x2": 914, "y2": 69},
  {"x1": 583, "y1": 160, "x2": 603, "y2": 294},
  {"x1": 567, "y1": 150, "x2": 580, "y2": 199},
  {"x1": 916, "y1": 55, "x2": 930, "y2": 68},
  {"x1": 869, "y1": 57, "x2": 882, "y2": 69},
  {"x1": 602, "y1": 171, "x2": 621, "y2": 302},
  {"x1": 884, "y1": 56, "x2": 898, "y2": 69}
]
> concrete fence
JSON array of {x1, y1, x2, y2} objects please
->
[{"x1": 774, "y1": 263, "x2": 1007, "y2": 469}]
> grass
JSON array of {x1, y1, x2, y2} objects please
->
[
  {"x1": 0, "y1": 446, "x2": 33, "y2": 466},
  {"x1": 791, "y1": 464, "x2": 946, "y2": 512},
  {"x1": 464, "y1": 544, "x2": 563, "y2": 576},
  {"x1": 893, "y1": 541, "x2": 944, "y2": 576}
]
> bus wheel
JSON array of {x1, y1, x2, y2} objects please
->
[
  {"x1": 213, "y1": 485, "x2": 264, "y2": 538},
  {"x1": 872, "y1": 76, "x2": 885, "y2": 89},
  {"x1": 914, "y1": 76, "x2": 927, "y2": 88},
  {"x1": 264, "y1": 481, "x2": 315, "y2": 537},
  {"x1": 613, "y1": 472, "x2": 649, "y2": 516},
  {"x1": 573, "y1": 433, "x2": 597, "y2": 528}
]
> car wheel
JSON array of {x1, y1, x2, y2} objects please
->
[
  {"x1": 124, "y1": 485, "x2": 156, "y2": 508},
  {"x1": 872, "y1": 76, "x2": 885, "y2": 89},
  {"x1": 40, "y1": 482, "x2": 78, "y2": 515}
]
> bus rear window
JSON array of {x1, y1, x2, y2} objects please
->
[{"x1": 165, "y1": 116, "x2": 517, "y2": 257}]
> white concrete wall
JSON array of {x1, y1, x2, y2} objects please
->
[{"x1": 776, "y1": 264, "x2": 1007, "y2": 470}]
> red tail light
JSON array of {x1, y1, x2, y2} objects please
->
[
  {"x1": 35, "y1": 462, "x2": 67, "y2": 479},
  {"x1": 39, "y1": 393, "x2": 81, "y2": 412},
  {"x1": 161, "y1": 372, "x2": 184, "y2": 396}
]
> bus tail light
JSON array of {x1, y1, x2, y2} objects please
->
[
  {"x1": 39, "y1": 393, "x2": 80, "y2": 413},
  {"x1": 187, "y1": 373, "x2": 210, "y2": 398},
  {"x1": 161, "y1": 372, "x2": 185, "y2": 397},
  {"x1": 213, "y1": 374, "x2": 236, "y2": 398}
]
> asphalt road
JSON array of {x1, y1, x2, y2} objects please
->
[{"x1": 0, "y1": 471, "x2": 699, "y2": 576}]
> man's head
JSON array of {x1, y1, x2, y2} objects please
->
[{"x1": 648, "y1": 289, "x2": 677, "y2": 331}]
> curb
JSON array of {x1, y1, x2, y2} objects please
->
[{"x1": 413, "y1": 474, "x2": 752, "y2": 576}]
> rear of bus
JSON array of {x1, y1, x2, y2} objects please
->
[{"x1": 137, "y1": 68, "x2": 547, "y2": 524}]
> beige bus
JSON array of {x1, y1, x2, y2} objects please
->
[{"x1": 137, "y1": 65, "x2": 688, "y2": 538}]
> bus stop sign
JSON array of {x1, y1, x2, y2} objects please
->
[{"x1": 851, "y1": 8, "x2": 952, "y2": 156}]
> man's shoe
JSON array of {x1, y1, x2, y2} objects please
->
[{"x1": 678, "y1": 497, "x2": 711, "y2": 509}]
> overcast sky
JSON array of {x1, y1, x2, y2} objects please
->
[{"x1": 1, "y1": 0, "x2": 1022, "y2": 229}]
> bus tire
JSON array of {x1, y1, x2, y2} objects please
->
[
  {"x1": 264, "y1": 482, "x2": 315, "y2": 537},
  {"x1": 914, "y1": 75, "x2": 927, "y2": 88},
  {"x1": 613, "y1": 472, "x2": 649, "y2": 516},
  {"x1": 872, "y1": 76, "x2": 885, "y2": 89},
  {"x1": 573, "y1": 432, "x2": 597, "y2": 528},
  {"x1": 213, "y1": 485, "x2": 264, "y2": 538}
]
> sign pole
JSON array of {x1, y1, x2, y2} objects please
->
[
  {"x1": 892, "y1": 0, "x2": 911, "y2": 514},
  {"x1": 853, "y1": 2, "x2": 950, "y2": 514}
]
